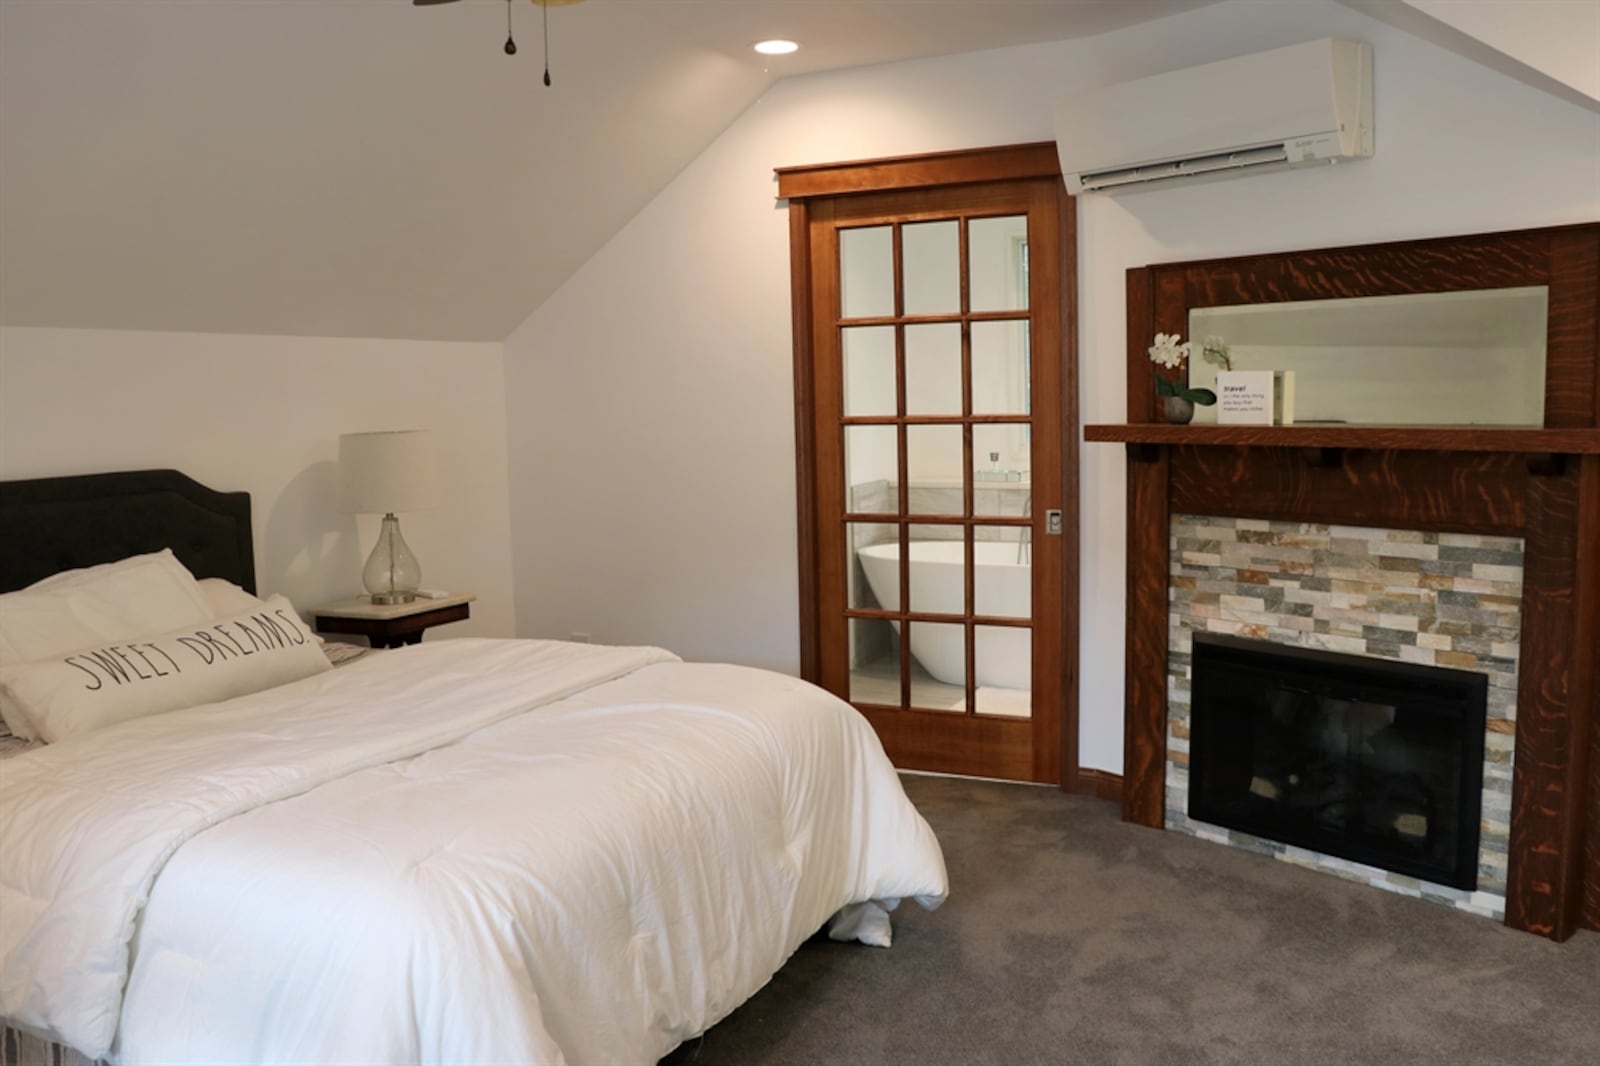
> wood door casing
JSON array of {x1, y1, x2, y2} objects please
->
[{"x1": 780, "y1": 145, "x2": 1078, "y2": 787}]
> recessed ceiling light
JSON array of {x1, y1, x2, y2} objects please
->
[{"x1": 754, "y1": 40, "x2": 799, "y2": 56}]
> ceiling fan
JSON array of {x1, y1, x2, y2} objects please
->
[{"x1": 415, "y1": 0, "x2": 587, "y2": 84}]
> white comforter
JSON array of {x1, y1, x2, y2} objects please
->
[{"x1": 0, "y1": 639, "x2": 948, "y2": 1064}]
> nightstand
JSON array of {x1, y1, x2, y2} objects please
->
[{"x1": 312, "y1": 593, "x2": 475, "y2": 649}]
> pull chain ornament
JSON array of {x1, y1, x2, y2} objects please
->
[
  {"x1": 415, "y1": 0, "x2": 580, "y2": 80},
  {"x1": 503, "y1": 0, "x2": 557, "y2": 86},
  {"x1": 542, "y1": 0, "x2": 552, "y2": 85}
]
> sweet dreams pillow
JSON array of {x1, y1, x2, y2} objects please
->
[
  {"x1": 0, "y1": 550, "x2": 216, "y2": 665},
  {"x1": 0, "y1": 595, "x2": 332, "y2": 744}
]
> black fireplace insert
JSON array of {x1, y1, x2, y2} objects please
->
[{"x1": 1187, "y1": 633, "x2": 1489, "y2": 891}]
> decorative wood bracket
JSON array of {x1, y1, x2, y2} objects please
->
[
  {"x1": 1309, "y1": 447, "x2": 1346, "y2": 469},
  {"x1": 1127, "y1": 442, "x2": 1162, "y2": 464},
  {"x1": 1526, "y1": 453, "x2": 1568, "y2": 476}
]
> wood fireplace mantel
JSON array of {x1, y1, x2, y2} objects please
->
[
  {"x1": 1098, "y1": 223, "x2": 1600, "y2": 941},
  {"x1": 1084, "y1": 424, "x2": 1600, "y2": 454}
]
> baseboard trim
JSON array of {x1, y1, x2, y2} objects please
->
[
  {"x1": 898, "y1": 766, "x2": 1124, "y2": 804},
  {"x1": 900, "y1": 768, "x2": 1055, "y2": 787}
]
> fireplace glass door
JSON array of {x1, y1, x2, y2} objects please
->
[{"x1": 1188, "y1": 634, "x2": 1488, "y2": 890}]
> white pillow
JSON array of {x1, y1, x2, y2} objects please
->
[
  {"x1": 0, "y1": 595, "x2": 332, "y2": 744},
  {"x1": 0, "y1": 550, "x2": 216, "y2": 666},
  {"x1": 198, "y1": 578, "x2": 325, "y2": 646},
  {"x1": 197, "y1": 576, "x2": 269, "y2": 619}
]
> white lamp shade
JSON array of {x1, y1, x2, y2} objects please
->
[{"x1": 338, "y1": 430, "x2": 443, "y2": 514}]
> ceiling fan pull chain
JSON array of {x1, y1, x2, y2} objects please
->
[
  {"x1": 413, "y1": 0, "x2": 579, "y2": 74},
  {"x1": 542, "y1": 0, "x2": 552, "y2": 86}
]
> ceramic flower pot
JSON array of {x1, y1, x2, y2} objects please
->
[{"x1": 1163, "y1": 396, "x2": 1195, "y2": 425}]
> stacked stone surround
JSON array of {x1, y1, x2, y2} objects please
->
[{"x1": 1165, "y1": 515, "x2": 1524, "y2": 920}]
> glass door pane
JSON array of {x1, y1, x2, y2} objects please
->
[
  {"x1": 906, "y1": 522, "x2": 963, "y2": 616},
  {"x1": 968, "y1": 215, "x2": 1028, "y2": 312},
  {"x1": 974, "y1": 527, "x2": 1031, "y2": 620},
  {"x1": 972, "y1": 320, "x2": 1030, "y2": 415},
  {"x1": 848, "y1": 616, "x2": 899, "y2": 706},
  {"x1": 840, "y1": 226, "x2": 894, "y2": 318},
  {"x1": 845, "y1": 424, "x2": 897, "y2": 514},
  {"x1": 905, "y1": 424, "x2": 963, "y2": 515},
  {"x1": 848, "y1": 521, "x2": 897, "y2": 612},
  {"x1": 975, "y1": 624, "x2": 1031, "y2": 717},
  {"x1": 972, "y1": 423, "x2": 1029, "y2": 517},
  {"x1": 905, "y1": 323, "x2": 962, "y2": 416},
  {"x1": 907, "y1": 621, "x2": 966, "y2": 712},
  {"x1": 843, "y1": 326, "x2": 896, "y2": 417},
  {"x1": 902, "y1": 221, "x2": 960, "y2": 315}
]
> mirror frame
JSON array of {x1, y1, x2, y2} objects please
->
[{"x1": 1125, "y1": 223, "x2": 1600, "y2": 429}]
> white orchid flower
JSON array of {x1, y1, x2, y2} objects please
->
[{"x1": 1147, "y1": 333, "x2": 1191, "y2": 369}]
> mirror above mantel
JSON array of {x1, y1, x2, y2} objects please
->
[
  {"x1": 1122, "y1": 222, "x2": 1599, "y2": 433},
  {"x1": 1186, "y1": 285, "x2": 1549, "y2": 426}
]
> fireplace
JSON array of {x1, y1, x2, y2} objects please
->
[
  {"x1": 1092, "y1": 222, "x2": 1600, "y2": 940},
  {"x1": 1161, "y1": 514, "x2": 1521, "y2": 917},
  {"x1": 1188, "y1": 633, "x2": 1488, "y2": 891}
]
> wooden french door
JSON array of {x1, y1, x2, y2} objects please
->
[{"x1": 781, "y1": 146, "x2": 1077, "y2": 784}]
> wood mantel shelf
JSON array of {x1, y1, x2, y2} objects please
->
[{"x1": 1084, "y1": 424, "x2": 1600, "y2": 454}]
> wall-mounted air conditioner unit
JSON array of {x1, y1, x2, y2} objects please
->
[{"x1": 1055, "y1": 38, "x2": 1373, "y2": 194}]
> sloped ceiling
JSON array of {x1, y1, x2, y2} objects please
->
[
  {"x1": 1343, "y1": 0, "x2": 1600, "y2": 112},
  {"x1": 4, "y1": 0, "x2": 1591, "y2": 343},
  {"x1": 0, "y1": 0, "x2": 1219, "y2": 342}
]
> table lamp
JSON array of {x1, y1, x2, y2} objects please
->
[{"x1": 338, "y1": 429, "x2": 442, "y2": 604}]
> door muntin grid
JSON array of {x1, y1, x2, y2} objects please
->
[{"x1": 839, "y1": 213, "x2": 1032, "y2": 717}]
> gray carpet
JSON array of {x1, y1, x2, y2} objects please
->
[{"x1": 662, "y1": 774, "x2": 1600, "y2": 1065}]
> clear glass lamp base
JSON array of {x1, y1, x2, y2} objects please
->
[{"x1": 363, "y1": 513, "x2": 422, "y2": 604}]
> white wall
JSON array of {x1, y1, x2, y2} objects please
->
[
  {"x1": 503, "y1": 0, "x2": 1600, "y2": 769},
  {"x1": 0, "y1": 327, "x2": 517, "y2": 638}
]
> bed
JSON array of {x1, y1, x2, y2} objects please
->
[{"x1": 0, "y1": 469, "x2": 948, "y2": 1065}]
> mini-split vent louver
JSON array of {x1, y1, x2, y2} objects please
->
[{"x1": 1054, "y1": 38, "x2": 1373, "y2": 194}]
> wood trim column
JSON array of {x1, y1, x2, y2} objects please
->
[
  {"x1": 1126, "y1": 268, "x2": 1156, "y2": 425},
  {"x1": 789, "y1": 199, "x2": 821, "y2": 682},
  {"x1": 1546, "y1": 228, "x2": 1600, "y2": 427},
  {"x1": 1122, "y1": 444, "x2": 1169, "y2": 827},
  {"x1": 1574, "y1": 454, "x2": 1600, "y2": 931},
  {"x1": 1056, "y1": 180, "x2": 1084, "y2": 793},
  {"x1": 1122, "y1": 265, "x2": 1167, "y2": 825},
  {"x1": 1508, "y1": 461, "x2": 1597, "y2": 939}
]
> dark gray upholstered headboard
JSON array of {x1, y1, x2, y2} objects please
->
[{"x1": 0, "y1": 469, "x2": 255, "y2": 594}]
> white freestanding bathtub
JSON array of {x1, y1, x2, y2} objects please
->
[{"x1": 855, "y1": 540, "x2": 1030, "y2": 690}]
